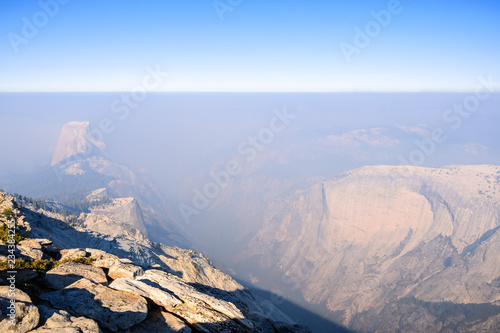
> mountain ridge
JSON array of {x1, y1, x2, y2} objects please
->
[
  {"x1": 0, "y1": 191, "x2": 312, "y2": 332},
  {"x1": 240, "y1": 164, "x2": 500, "y2": 331}
]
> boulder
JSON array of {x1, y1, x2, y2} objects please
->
[
  {"x1": 0, "y1": 286, "x2": 39, "y2": 333},
  {"x1": 108, "y1": 260, "x2": 144, "y2": 279},
  {"x1": 111, "y1": 270, "x2": 252, "y2": 332},
  {"x1": 126, "y1": 308, "x2": 191, "y2": 333},
  {"x1": 146, "y1": 270, "x2": 250, "y2": 325},
  {"x1": 0, "y1": 270, "x2": 39, "y2": 284},
  {"x1": 86, "y1": 248, "x2": 118, "y2": 268},
  {"x1": 19, "y1": 238, "x2": 52, "y2": 249},
  {"x1": 45, "y1": 261, "x2": 108, "y2": 289},
  {"x1": 18, "y1": 245, "x2": 47, "y2": 260},
  {"x1": 31, "y1": 305, "x2": 101, "y2": 333},
  {"x1": 109, "y1": 278, "x2": 183, "y2": 308},
  {"x1": 43, "y1": 245, "x2": 63, "y2": 257},
  {"x1": 40, "y1": 278, "x2": 148, "y2": 331},
  {"x1": 59, "y1": 248, "x2": 87, "y2": 261},
  {"x1": 19, "y1": 239, "x2": 42, "y2": 249},
  {"x1": 12, "y1": 269, "x2": 39, "y2": 283}
]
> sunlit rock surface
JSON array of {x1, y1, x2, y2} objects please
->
[
  {"x1": 0, "y1": 192, "x2": 311, "y2": 332},
  {"x1": 245, "y1": 165, "x2": 500, "y2": 332}
]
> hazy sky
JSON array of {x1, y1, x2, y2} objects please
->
[{"x1": 1, "y1": 0, "x2": 499, "y2": 92}]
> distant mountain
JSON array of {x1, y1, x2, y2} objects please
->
[
  {"x1": 51, "y1": 121, "x2": 106, "y2": 166},
  {"x1": 2, "y1": 121, "x2": 187, "y2": 248},
  {"x1": 234, "y1": 165, "x2": 500, "y2": 332}
]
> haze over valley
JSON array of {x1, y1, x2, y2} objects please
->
[
  {"x1": 1, "y1": 1, "x2": 500, "y2": 332},
  {"x1": 1, "y1": 92, "x2": 500, "y2": 332}
]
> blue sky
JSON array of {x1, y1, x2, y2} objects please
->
[{"x1": 0, "y1": 0, "x2": 499, "y2": 92}]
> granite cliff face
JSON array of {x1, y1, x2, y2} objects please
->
[
  {"x1": 0, "y1": 192, "x2": 310, "y2": 332},
  {"x1": 51, "y1": 121, "x2": 106, "y2": 166},
  {"x1": 243, "y1": 165, "x2": 500, "y2": 332}
]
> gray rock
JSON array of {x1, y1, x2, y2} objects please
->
[
  {"x1": 59, "y1": 248, "x2": 87, "y2": 261},
  {"x1": 17, "y1": 245, "x2": 48, "y2": 260},
  {"x1": 38, "y1": 239, "x2": 53, "y2": 246},
  {"x1": 45, "y1": 261, "x2": 108, "y2": 289},
  {"x1": 32, "y1": 305, "x2": 101, "y2": 333},
  {"x1": 125, "y1": 308, "x2": 191, "y2": 333},
  {"x1": 43, "y1": 245, "x2": 63, "y2": 257},
  {"x1": 108, "y1": 260, "x2": 144, "y2": 280},
  {"x1": 153, "y1": 245, "x2": 244, "y2": 293},
  {"x1": 0, "y1": 270, "x2": 39, "y2": 285},
  {"x1": 19, "y1": 238, "x2": 52, "y2": 249},
  {"x1": 147, "y1": 270, "x2": 251, "y2": 327},
  {"x1": 19, "y1": 239, "x2": 42, "y2": 249},
  {"x1": 112, "y1": 270, "x2": 253, "y2": 332},
  {"x1": 85, "y1": 248, "x2": 118, "y2": 268},
  {"x1": 84, "y1": 197, "x2": 148, "y2": 241},
  {"x1": 12, "y1": 269, "x2": 39, "y2": 283},
  {"x1": 0, "y1": 286, "x2": 39, "y2": 333},
  {"x1": 109, "y1": 278, "x2": 183, "y2": 308},
  {"x1": 40, "y1": 278, "x2": 148, "y2": 331}
]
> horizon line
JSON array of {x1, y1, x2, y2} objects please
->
[{"x1": 1, "y1": 90, "x2": 497, "y2": 94}]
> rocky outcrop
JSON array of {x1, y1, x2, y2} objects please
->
[
  {"x1": 40, "y1": 278, "x2": 149, "y2": 331},
  {"x1": 59, "y1": 248, "x2": 87, "y2": 261},
  {"x1": 152, "y1": 245, "x2": 243, "y2": 293},
  {"x1": 32, "y1": 305, "x2": 101, "y2": 333},
  {"x1": 19, "y1": 239, "x2": 52, "y2": 249},
  {"x1": 0, "y1": 192, "x2": 310, "y2": 332},
  {"x1": 125, "y1": 308, "x2": 191, "y2": 333},
  {"x1": 110, "y1": 270, "x2": 253, "y2": 332},
  {"x1": 85, "y1": 248, "x2": 119, "y2": 268},
  {"x1": 109, "y1": 277, "x2": 183, "y2": 308},
  {"x1": 17, "y1": 245, "x2": 48, "y2": 260},
  {"x1": 107, "y1": 260, "x2": 144, "y2": 279},
  {"x1": 25, "y1": 207, "x2": 164, "y2": 268},
  {"x1": 45, "y1": 261, "x2": 108, "y2": 289},
  {"x1": 1, "y1": 244, "x2": 47, "y2": 261},
  {"x1": 0, "y1": 287, "x2": 39, "y2": 333},
  {"x1": 4, "y1": 269, "x2": 39, "y2": 284},
  {"x1": 84, "y1": 197, "x2": 149, "y2": 241}
]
